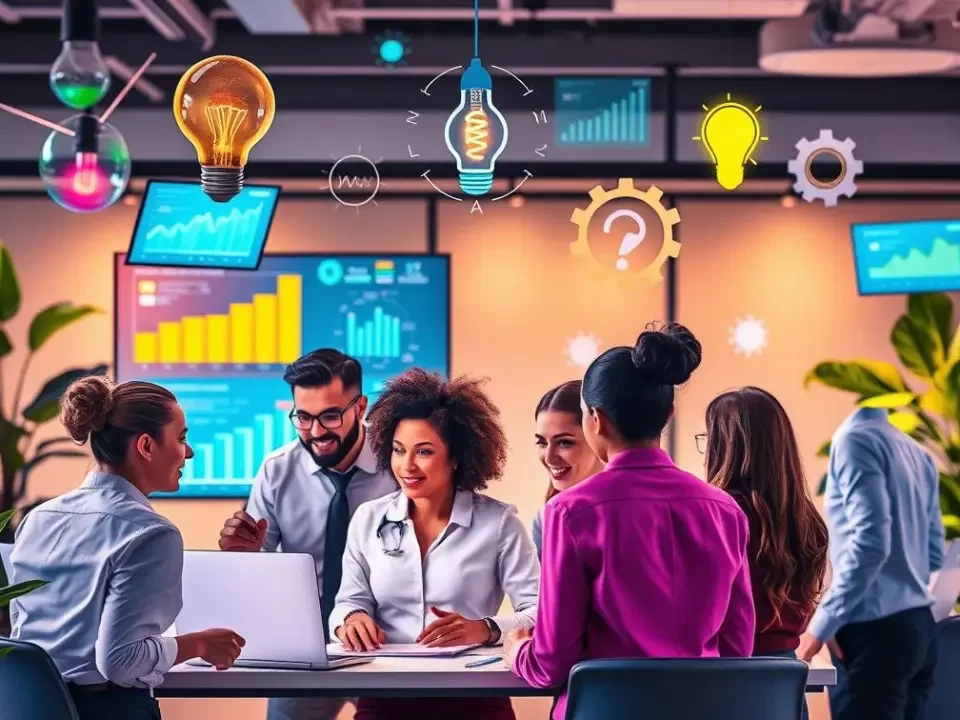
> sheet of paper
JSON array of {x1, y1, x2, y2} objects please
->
[{"x1": 326, "y1": 642, "x2": 482, "y2": 658}]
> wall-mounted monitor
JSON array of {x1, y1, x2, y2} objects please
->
[
  {"x1": 114, "y1": 253, "x2": 451, "y2": 498},
  {"x1": 852, "y1": 219, "x2": 960, "y2": 295},
  {"x1": 125, "y1": 180, "x2": 280, "y2": 271}
]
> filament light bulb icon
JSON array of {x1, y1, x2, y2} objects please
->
[
  {"x1": 694, "y1": 95, "x2": 767, "y2": 191},
  {"x1": 173, "y1": 55, "x2": 276, "y2": 203},
  {"x1": 444, "y1": 58, "x2": 509, "y2": 197}
]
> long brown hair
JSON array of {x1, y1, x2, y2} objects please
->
[
  {"x1": 705, "y1": 386, "x2": 828, "y2": 629},
  {"x1": 536, "y1": 381, "x2": 583, "y2": 502}
]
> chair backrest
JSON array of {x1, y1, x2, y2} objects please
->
[
  {"x1": 565, "y1": 657, "x2": 808, "y2": 720},
  {"x1": 0, "y1": 637, "x2": 79, "y2": 720},
  {"x1": 925, "y1": 616, "x2": 960, "y2": 720}
]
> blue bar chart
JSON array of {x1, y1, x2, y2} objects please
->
[
  {"x1": 555, "y1": 77, "x2": 650, "y2": 147},
  {"x1": 180, "y1": 407, "x2": 297, "y2": 485},
  {"x1": 345, "y1": 306, "x2": 402, "y2": 358}
]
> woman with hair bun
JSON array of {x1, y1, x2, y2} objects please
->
[
  {"x1": 504, "y1": 323, "x2": 756, "y2": 720},
  {"x1": 8, "y1": 376, "x2": 245, "y2": 720}
]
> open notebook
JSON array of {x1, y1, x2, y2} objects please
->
[{"x1": 327, "y1": 642, "x2": 482, "y2": 658}]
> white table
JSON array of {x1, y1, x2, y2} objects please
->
[{"x1": 155, "y1": 648, "x2": 837, "y2": 699}]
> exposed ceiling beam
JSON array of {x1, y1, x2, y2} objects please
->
[
  {"x1": 497, "y1": 0, "x2": 515, "y2": 26},
  {"x1": 0, "y1": 1, "x2": 20, "y2": 24},
  {"x1": 104, "y1": 55, "x2": 165, "y2": 103},
  {"x1": 125, "y1": 0, "x2": 186, "y2": 41},
  {"x1": 163, "y1": 0, "x2": 216, "y2": 50}
]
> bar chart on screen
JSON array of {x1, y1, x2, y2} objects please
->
[
  {"x1": 130, "y1": 272, "x2": 302, "y2": 373},
  {"x1": 554, "y1": 77, "x2": 650, "y2": 147}
]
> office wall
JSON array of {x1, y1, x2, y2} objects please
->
[{"x1": 1, "y1": 190, "x2": 956, "y2": 720}]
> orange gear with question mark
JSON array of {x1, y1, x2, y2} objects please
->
[{"x1": 570, "y1": 179, "x2": 681, "y2": 284}]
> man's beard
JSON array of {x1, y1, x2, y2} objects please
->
[{"x1": 300, "y1": 417, "x2": 361, "y2": 469}]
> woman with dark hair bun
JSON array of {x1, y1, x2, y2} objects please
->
[
  {"x1": 531, "y1": 380, "x2": 602, "y2": 559},
  {"x1": 505, "y1": 323, "x2": 756, "y2": 720}
]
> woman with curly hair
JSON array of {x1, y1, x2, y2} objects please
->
[{"x1": 328, "y1": 367, "x2": 540, "y2": 720}]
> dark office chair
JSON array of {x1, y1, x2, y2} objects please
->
[
  {"x1": 926, "y1": 616, "x2": 960, "y2": 720},
  {"x1": 565, "y1": 657, "x2": 808, "y2": 720},
  {"x1": 0, "y1": 637, "x2": 79, "y2": 720}
]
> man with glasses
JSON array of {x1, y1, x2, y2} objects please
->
[{"x1": 217, "y1": 348, "x2": 396, "y2": 720}]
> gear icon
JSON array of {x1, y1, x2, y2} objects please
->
[
  {"x1": 787, "y1": 129, "x2": 863, "y2": 207},
  {"x1": 570, "y1": 179, "x2": 681, "y2": 284}
]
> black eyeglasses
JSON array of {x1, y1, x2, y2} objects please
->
[
  {"x1": 289, "y1": 395, "x2": 361, "y2": 431},
  {"x1": 695, "y1": 433, "x2": 707, "y2": 455}
]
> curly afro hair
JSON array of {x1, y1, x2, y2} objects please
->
[{"x1": 366, "y1": 368, "x2": 508, "y2": 492}]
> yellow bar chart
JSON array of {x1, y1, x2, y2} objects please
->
[{"x1": 133, "y1": 274, "x2": 302, "y2": 365}]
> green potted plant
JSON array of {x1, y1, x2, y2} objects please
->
[
  {"x1": 0, "y1": 241, "x2": 107, "y2": 541},
  {"x1": 0, "y1": 508, "x2": 47, "y2": 655},
  {"x1": 805, "y1": 292, "x2": 960, "y2": 539}
]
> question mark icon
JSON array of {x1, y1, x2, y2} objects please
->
[{"x1": 603, "y1": 209, "x2": 647, "y2": 271}]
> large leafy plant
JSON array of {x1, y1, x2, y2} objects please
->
[
  {"x1": 805, "y1": 293, "x2": 960, "y2": 539},
  {"x1": 0, "y1": 508, "x2": 47, "y2": 656},
  {"x1": 0, "y1": 242, "x2": 107, "y2": 537}
]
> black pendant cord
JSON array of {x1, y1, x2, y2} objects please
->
[{"x1": 62, "y1": 0, "x2": 100, "y2": 43}]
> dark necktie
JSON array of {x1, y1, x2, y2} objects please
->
[{"x1": 321, "y1": 468, "x2": 355, "y2": 641}]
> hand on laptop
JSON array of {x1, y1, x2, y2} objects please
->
[
  {"x1": 336, "y1": 612, "x2": 386, "y2": 651},
  {"x1": 179, "y1": 628, "x2": 246, "y2": 670},
  {"x1": 219, "y1": 511, "x2": 267, "y2": 552}
]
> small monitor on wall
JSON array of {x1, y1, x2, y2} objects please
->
[
  {"x1": 114, "y1": 253, "x2": 451, "y2": 499},
  {"x1": 851, "y1": 218, "x2": 960, "y2": 295},
  {"x1": 125, "y1": 180, "x2": 280, "y2": 271}
]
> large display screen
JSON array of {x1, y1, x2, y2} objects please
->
[
  {"x1": 852, "y1": 219, "x2": 960, "y2": 295},
  {"x1": 114, "y1": 253, "x2": 451, "y2": 498},
  {"x1": 125, "y1": 180, "x2": 280, "y2": 270}
]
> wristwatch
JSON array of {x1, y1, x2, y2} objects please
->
[{"x1": 482, "y1": 617, "x2": 501, "y2": 645}]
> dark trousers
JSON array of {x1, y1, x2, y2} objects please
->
[
  {"x1": 68, "y1": 683, "x2": 161, "y2": 720},
  {"x1": 828, "y1": 606, "x2": 938, "y2": 720}
]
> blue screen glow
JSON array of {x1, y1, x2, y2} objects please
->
[
  {"x1": 115, "y1": 253, "x2": 450, "y2": 498},
  {"x1": 126, "y1": 181, "x2": 280, "y2": 270},
  {"x1": 852, "y1": 219, "x2": 960, "y2": 295}
]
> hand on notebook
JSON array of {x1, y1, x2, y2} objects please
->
[
  {"x1": 336, "y1": 612, "x2": 387, "y2": 651},
  {"x1": 417, "y1": 607, "x2": 491, "y2": 648},
  {"x1": 219, "y1": 511, "x2": 267, "y2": 552}
]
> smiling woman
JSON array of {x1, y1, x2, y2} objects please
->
[{"x1": 329, "y1": 367, "x2": 540, "y2": 720}]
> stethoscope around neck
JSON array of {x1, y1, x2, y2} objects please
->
[{"x1": 376, "y1": 514, "x2": 406, "y2": 556}]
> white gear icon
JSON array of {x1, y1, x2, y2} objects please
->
[{"x1": 787, "y1": 129, "x2": 863, "y2": 207}]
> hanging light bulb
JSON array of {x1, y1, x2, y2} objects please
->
[
  {"x1": 50, "y1": 0, "x2": 111, "y2": 111},
  {"x1": 444, "y1": 59, "x2": 509, "y2": 197},
  {"x1": 39, "y1": 113, "x2": 131, "y2": 213},
  {"x1": 173, "y1": 55, "x2": 276, "y2": 203},
  {"x1": 443, "y1": 0, "x2": 508, "y2": 197}
]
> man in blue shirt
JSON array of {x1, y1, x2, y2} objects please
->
[{"x1": 798, "y1": 406, "x2": 946, "y2": 720}]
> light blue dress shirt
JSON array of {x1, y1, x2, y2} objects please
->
[
  {"x1": 244, "y1": 436, "x2": 398, "y2": 596},
  {"x1": 9, "y1": 471, "x2": 181, "y2": 688},
  {"x1": 808, "y1": 407, "x2": 946, "y2": 641},
  {"x1": 329, "y1": 489, "x2": 540, "y2": 643}
]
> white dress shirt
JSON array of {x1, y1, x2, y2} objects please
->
[
  {"x1": 329, "y1": 489, "x2": 540, "y2": 644},
  {"x1": 244, "y1": 436, "x2": 397, "y2": 597},
  {"x1": 9, "y1": 471, "x2": 181, "y2": 688}
]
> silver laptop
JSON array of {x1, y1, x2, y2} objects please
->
[
  {"x1": 176, "y1": 550, "x2": 370, "y2": 670},
  {"x1": 930, "y1": 539, "x2": 960, "y2": 622}
]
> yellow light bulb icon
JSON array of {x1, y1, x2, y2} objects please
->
[
  {"x1": 173, "y1": 55, "x2": 276, "y2": 203},
  {"x1": 694, "y1": 94, "x2": 767, "y2": 191}
]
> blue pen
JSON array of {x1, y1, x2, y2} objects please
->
[{"x1": 465, "y1": 655, "x2": 503, "y2": 668}]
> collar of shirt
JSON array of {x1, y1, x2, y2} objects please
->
[
  {"x1": 847, "y1": 406, "x2": 889, "y2": 425},
  {"x1": 604, "y1": 446, "x2": 675, "y2": 471},
  {"x1": 80, "y1": 471, "x2": 153, "y2": 510},
  {"x1": 296, "y1": 429, "x2": 379, "y2": 479},
  {"x1": 382, "y1": 488, "x2": 475, "y2": 528}
]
